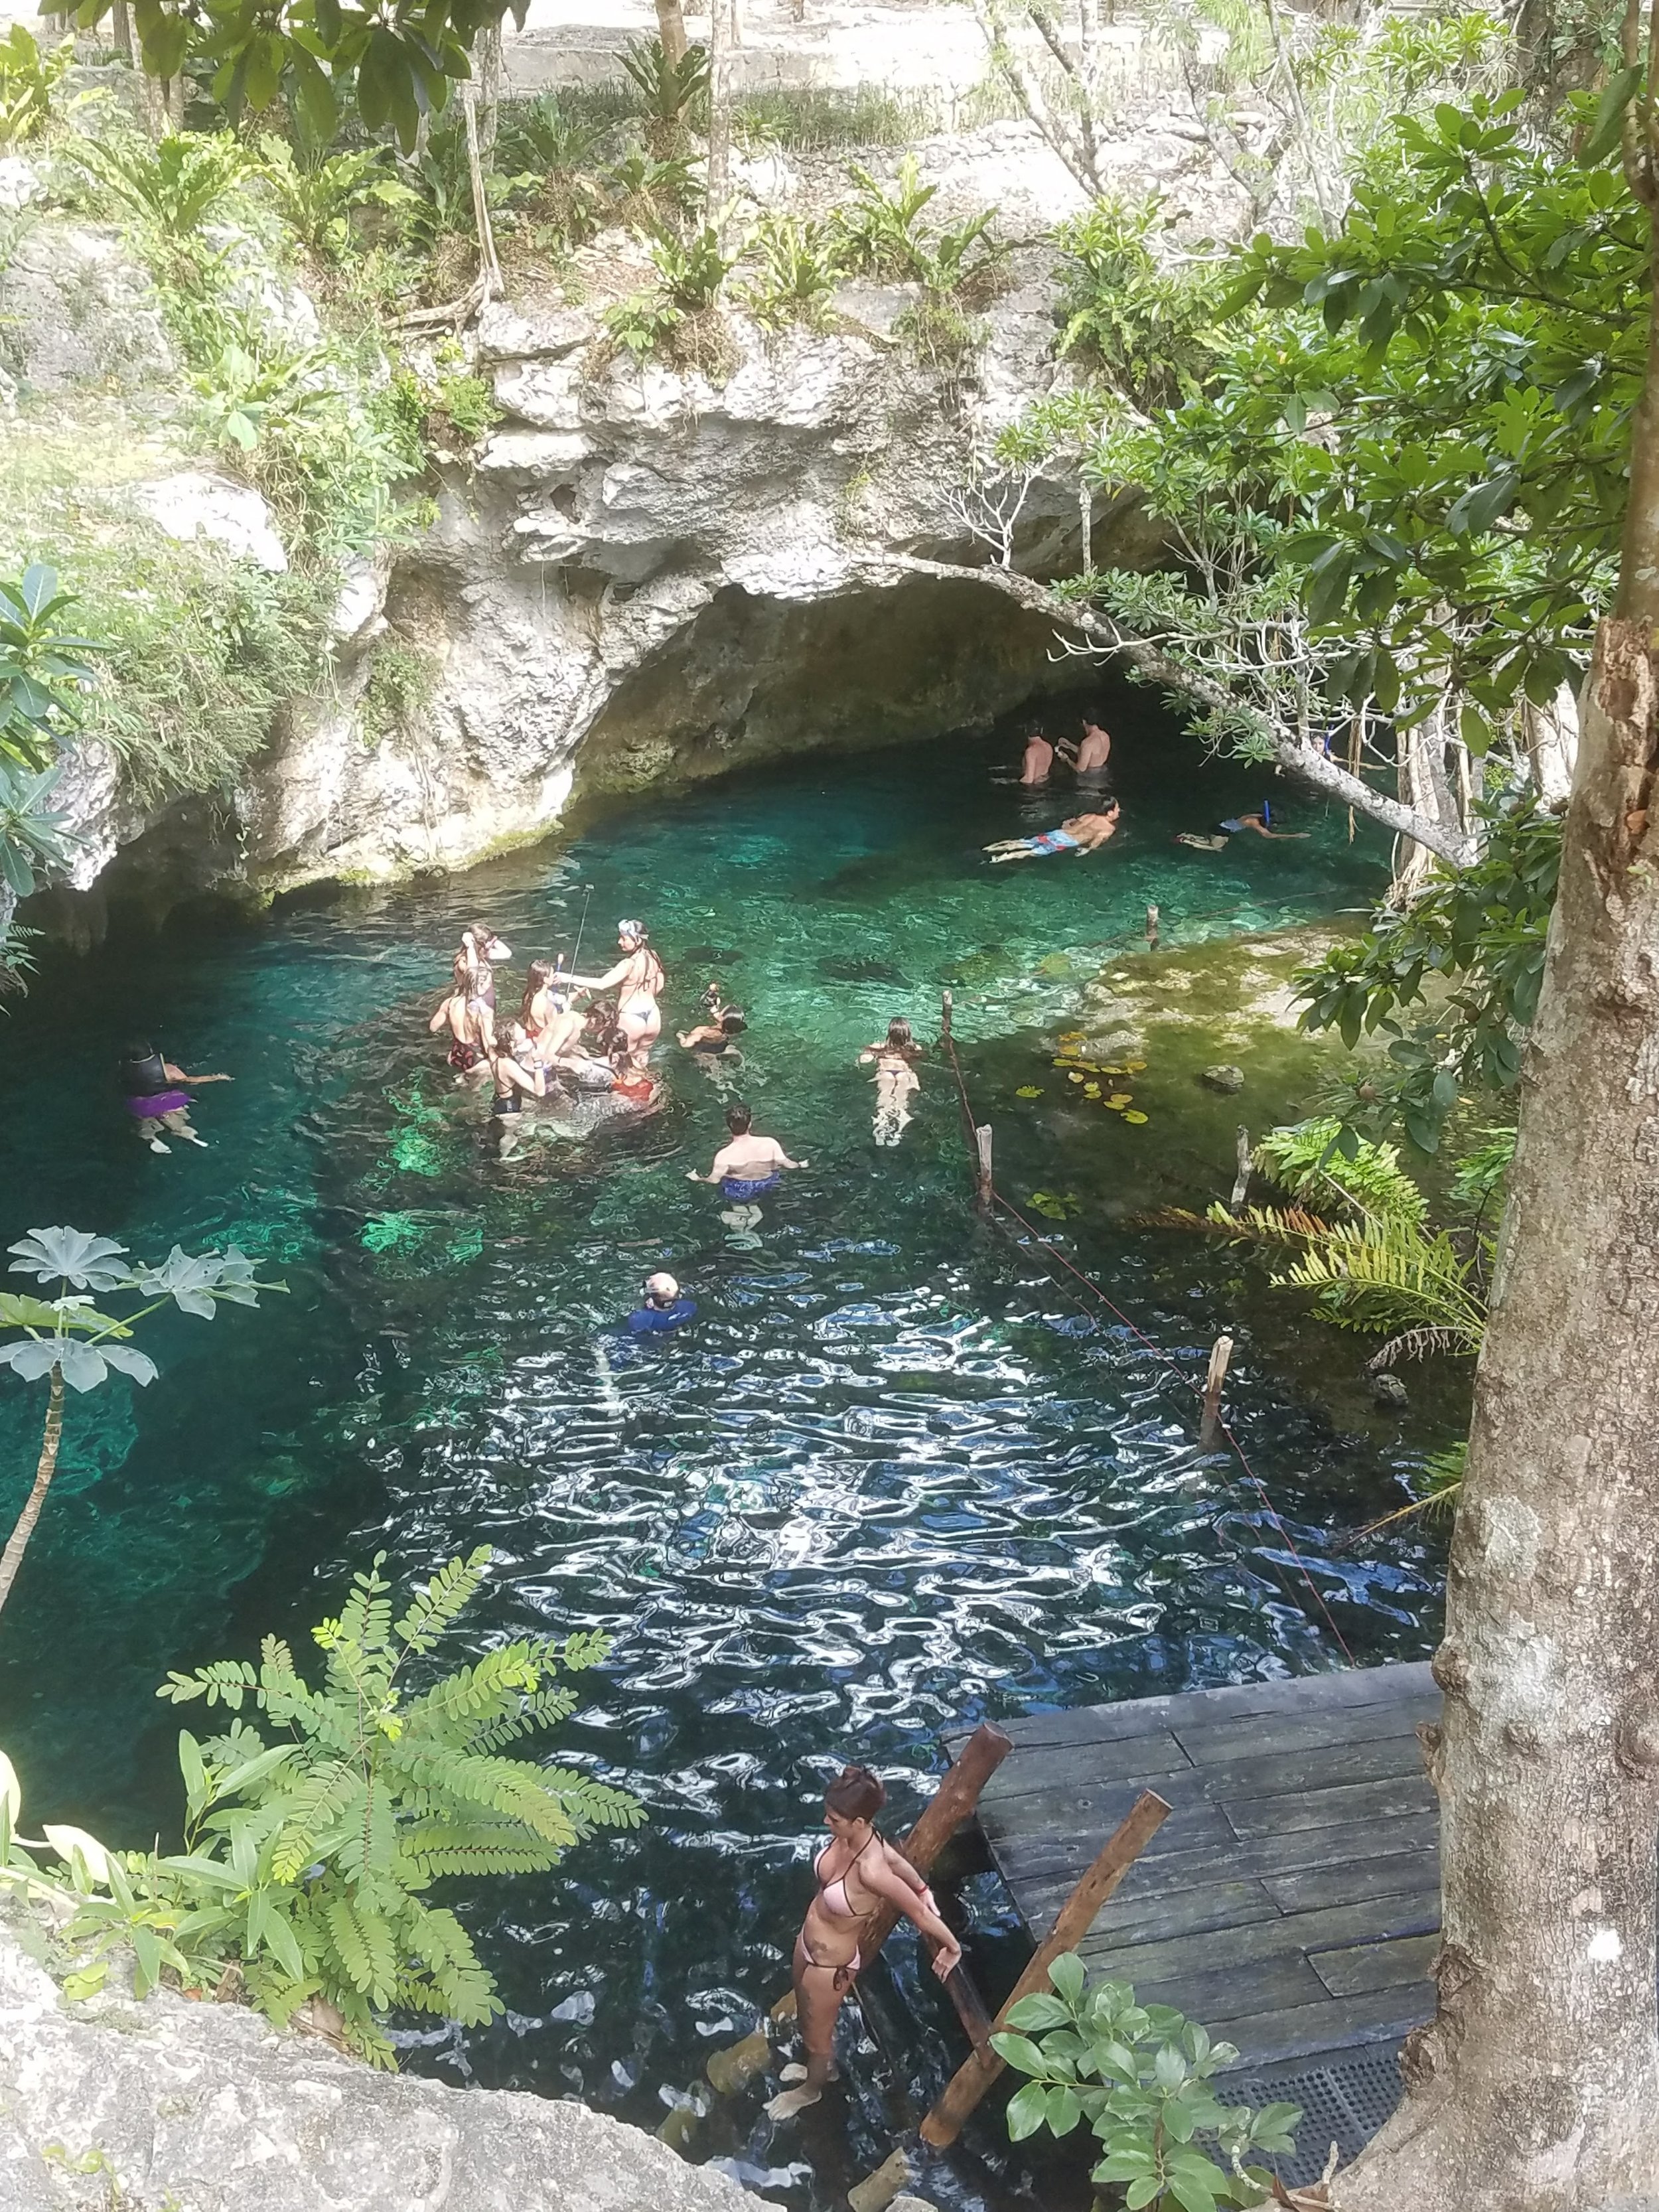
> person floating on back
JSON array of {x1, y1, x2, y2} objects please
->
[
  {"x1": 1019, "y1": 728, "x2": 1054, "y2": 786},
  {"x1": 626, "y1": 1272, "x2": 697, "y2": 1336},
  {"x1": 687, "y1": 1101, "x2": 808, "y2": 1201},
  {"x1": 984, "y1": 803, "x2": 1121, "y2": 862},
  {"x1": 121, "y1": 1040, "x2": 231, "y2": 1154},
  {"x1": 1176, "y1": 802, "x2": 1310, "y2": 850}
]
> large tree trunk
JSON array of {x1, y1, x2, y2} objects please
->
[
  {"x1": 1338, "y1": 618, "x2": 1659, "y2": 2209},
  {"x1": 0, "y1": 1368, "x2": 64, "y2": 1617}
]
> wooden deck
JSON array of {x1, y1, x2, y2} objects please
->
[{"x1": 966, "y1": 1662, "x2": 1441, "y2": 2077}]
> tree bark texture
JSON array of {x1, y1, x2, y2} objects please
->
[
  {"x1": 0, "y1": 1368, "x2": 64, "y2": 1617},
  {"x1": 653, "y1": 0, "x2": 689, "y2": 66},
  {"x1": 705, "y1": 0, "x2": 731, "y2": 226},
  {"x1": 1338, "y1": 618, "x2": 1659, "y2": 2212}
]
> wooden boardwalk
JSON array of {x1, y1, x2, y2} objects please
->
[{"x1": 965, "y1": 1662, "x2": 1441, "y2": 2079}]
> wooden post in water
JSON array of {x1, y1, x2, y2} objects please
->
[
  {"x1": 1200, "y1": 1334, "x2": 1233, "y2": 1449},
  {"x1": 974, "y1": 1124, "x2": 993, "y2": 1211},
  {"x1": 940, "y1": 988, "x2": 954, "y2": 1045},
  {"x1": 918, "y1": 1790, "x2": 1171, "y2": 2149},
  {"x1": 1231, "y1": 1126, "x2": 1252, "y2": 1209},
  {"x1": 1145, "y1": 902, "x2": 1160, "y2": 949},
  {"x1": 761, "y1": 1722, "x2": 1013, "y2": 2037}
]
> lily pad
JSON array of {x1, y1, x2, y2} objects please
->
[
  {"x1": 1068, "y1": 1070, "x2": 1086, "y2": 1084},
  {"x1": 1084, "y1": 1083, "x2": 1100, "y2": 1098},
  {"x1": 1124, "y1": 1060, "x2": 1147, "y2": 1072},
  {"x1": 1106, "y1": 1093, "x2": 1133, "y2": 1109},
  {"x1": 1015, "y1": 1086, "x2": 1044, "y2": 1098},
  {"x1": 1123, "y1": 1109, "x2": 1149, "y2": 1124}
]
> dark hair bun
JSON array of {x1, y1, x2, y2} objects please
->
[{"x1": 824, "y1": 1763, "x2": 887, "y2": 1820}]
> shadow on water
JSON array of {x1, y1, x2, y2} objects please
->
[{"x1": 0, "y1": 701, "x2": 1449, "y2": 2208}]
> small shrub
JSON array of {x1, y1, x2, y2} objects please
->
[
  {"x1": 647, "y1": 219, "x2": 736, "y2": 311},
  {"x1": 428, "y1": 370, "x2": 500, "y2": 444},
  {"x1": 835, "y1": 153, "x2": 939, "y2": 279},
  {"x1": 620, "y1": 35, "x2": 709, "y2": 149},
  {"x1": 0, "y1": 23, "x2": 74, "y2": 144},
  {"x1": 993, "y1": 1952, "x2": 1301, "y2": 2209},
  {"x1": 254, "y1": 137, "x2": 417, "y2": 263},
  {"x1": 1050, "y1": 193, "x2": 1226, "y2": 407},
  {"x1": 601, "y1": 289, "x2": 684, "y2": 362},
  {"x1": 496, "y1": 90, "x2": 607, "y2": 177},
  {"x1": 359, "y1": 636, "x2": 437, "y2": 747},
  {"x1": 741, "y1": 211, "x2": 844, "y2": 329},
  {"x1": 603, "y1": 146, "x2": 703, "y2": 230},
  {"x1": 74, "y1": 130, "x2": 252, "y2": 240},
  {"x1": 894, "y1": 294, "x2": 986, "y2": 376}
]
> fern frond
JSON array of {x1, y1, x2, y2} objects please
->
[
  {"x1": 466, "y1": 1686, "x2": 579, "y2": 1753},
  {"x1": 1143, "y1": 1203, "x2": 1336, "y2": 1244},
  {"x1": 403, "y1": 1751, "x2": 582, "y2": 1846},
  {"x1": 560, "y1": 1631, "x2": 613, "y2": 1673},
  {"x1": 394, "y1": 1548, "x2": 492, "y2": 1657},
  {"x1": 536, "y1": 1771, "x2": 648, "y2": 1833},
  {"x1": 397, "y1": 1822, "x2": 567, "y2": 1878},
  {"x1": 1367, "y1": 1325, "x2": 1473, "y2": 1368},
  {"x1": 269, "y1": 1762, "x2": 361, "y2": 1883},
  {"x1": 157, "y1": 1660, "x2": 257, "y2": 1709}
]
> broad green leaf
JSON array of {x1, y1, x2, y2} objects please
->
[
  {"x1": 989, "y1": 2031, "x2": 1048, "y2": 2075},
  {"x1": 1005, "y1": 2081, "x2": 1050, "y2": 2140},
  {"x1": 1046, "y1": 1950, "x2": 1086, "y2": 2004},
  {"x1": 1005, "y1": 1992, "x2": 1071, "y2": 2031}
]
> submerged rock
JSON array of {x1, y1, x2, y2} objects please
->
[
  {"x1": 1372, "y1": 1370, "x2": 1409, "y2": 1410},
  {"x1": 1200, "y1": 1063, "x2": 1246, "y2": 1094}
]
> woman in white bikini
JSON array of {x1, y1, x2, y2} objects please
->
[
  {"x1": 569, "y1": 920, "x2": 665, "y2": 1070},
  {"x1": 767, "y1": 1765, "x2": 962, "y2": 2120}
]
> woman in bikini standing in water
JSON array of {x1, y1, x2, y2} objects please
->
[
  {"x1": 767, "y1": 1765, "x2": 962, "y2": 2120},
  {"x1": 429, "y1": 953, "x2": 494, "y2": 1080},
  {"x1": 569, "y1": 921, "x2": 664, "y2": 1070}
]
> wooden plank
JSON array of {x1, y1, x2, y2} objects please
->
[
  {"x1": 984, "y1": 1731, "x2": 1425, "y2": 1824},
  {"x1": 1212, "y1": 1986, "x2": 1429, "y2": 2069},
  {"x1": 958, "y1": 1663, "x2": 1435, "y2": 1758},
  {"x1": 1080, "y1": 1889, "x2": 1442, "y2": 1986},
  {"x1": 1310, "y1": 1933, "x2": 1440, "y2": 1999},
  {"x1": 1022, "y1": 1877, "x2": 1283, "y2": 1951},
  {"x1": 1118, "y1": 1953, "x2": 1333, "y2": 2026},
  {"x1": 1264, "y1": 1846, "x2": 1441, "y2": 1915},
  {"x1": 1012, "y1": 1812, "x2": 1439, "y2": 1913},
  {"x1": 1222, "y1": 1774, "x2": 1435, "y2": 1840},
  {"x1": 979, "y1": 1750, "x2": 1193, "y2": 1808},
  {"x1": 1172, "y1": 1694, "x2": 1439, "y2": 1768},
  {"x1": 985, "y1": 1790, "x2": 1238, "y2": 1867}
]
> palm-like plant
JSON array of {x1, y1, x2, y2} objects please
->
[
  {"x1": 646, "y1": 219, "x2": 737, "y2": 309},
  {"x1": 0, "y1": 1229, "x2": 278, "y2": 1617},
  {"x1": 621, "y1": 34, "x2": 709, "y2": 147},
  {"x1": 742, "y1": 212, "x2": 845, "y2": 327}
]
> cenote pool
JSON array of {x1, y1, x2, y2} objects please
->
[{"x1": 0, "y1": 706, "x2": 1449, "y2": 2209}]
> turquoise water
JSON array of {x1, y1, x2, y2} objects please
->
[{"x1": 0, "y1": 709, "x2": 1446, "y2": 2207}]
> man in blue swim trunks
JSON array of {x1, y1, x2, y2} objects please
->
[
  {"x1": 687, "y1": 1100, "x2": 808, "y2": 1199},
  {"x1": 984, "y1": 803, "x2": 1120, "y2": 863}
]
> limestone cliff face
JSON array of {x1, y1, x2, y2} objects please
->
[
  {"x1": 239, "y1": 275, "x2": 1159, "y2": 899},
  {"x1": 0, "y1": 1913, "x2": 756, "y2": 2211}
]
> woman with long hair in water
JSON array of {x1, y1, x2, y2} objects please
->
[
  {"x1": 767, "y1": 1765, "x2": 961, "y2": 2120},
  {"x1": 568, "y1": 921, "x2": 665, "y2": 1070},
  {"x1": 859, "y1": 1017, "x2": 921, "y2": 1147},
  {"x1": 485, "y1": 1021, "x2": 545, "y2": 1155},
  {"x1": 430, "y1": 952, "x2": 495, "y2": 1080}
]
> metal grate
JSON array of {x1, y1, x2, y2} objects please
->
[{"x1": 1230, "y1": 2041, "x2": 1406, "y2": 2189}]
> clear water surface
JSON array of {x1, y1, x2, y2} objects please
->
[{"x1": 0, "y1": 706, "x2": 1447, "y2": 2209}]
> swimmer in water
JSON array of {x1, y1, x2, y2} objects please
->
[
  {"x1": 678, "y1": 998, "x2": 748, "y2": 1056},
  {"x1": 626, "y1": 1272, "x2": 697, "y2": 1335},
  {"x1": 1019, "y1": 727, "x2": 1054, "y2": 786},
  {"x1": 859, "y1": 1017, "x2": 920, "y2": 1147},
  {"x1": 567, "y1": 920, "x2": 665, "y2": 1071},
  {"x1": 119, "y1": 1039, "x2": 231, "y2": 1153},
  {"x1": 1057, "y1": 717, "x2": 1112, "y2": 780},
  {"x1": 459, "y1": 921, "x2": 512, "y2": 1010},
  {"x1": 485, "y1": 1021, "x2": 545, "y2": 1157},
  {"x1": 766, "y1": 1764, "x2": 961, "y2": 2122},
  {"x1": 984, "y1": 803, "x2": 1121, "y2": 862},
  {"x1": 1175, "y1": 803, "x2": 1309, "y2": 850},
  {"x1": 687, "y1": 1100, "x2": 808, "y2": 1205},
  {"x1": 430, "y1": 953, "x2": 496, "y2": 1079}
]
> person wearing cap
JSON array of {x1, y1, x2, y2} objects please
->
[
  {"x1": 566, "y1": 920, "x2": 666, "y2": 1070},
  {"x1": 626, "y1": 1273, "x2": 697, "y2": 1335}
]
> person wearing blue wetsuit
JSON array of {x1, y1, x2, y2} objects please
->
[
  {"x1": 687, "y1": 1100, "x2": 808, "y2": 1200},
  {"x1": 626, "y1": 1272, "x2": 697, "y2": 1335}
]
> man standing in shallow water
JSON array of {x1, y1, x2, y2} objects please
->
[
  {"x1": 1019, "y1": 728, "x2": 1054, "y2": 784},
  {"x1": 688, "y1": 1102, "x2": 809, "y2": 1203},
  {"x1": 1058, "y1": 717, "x2": 1112, "y2": 780}
]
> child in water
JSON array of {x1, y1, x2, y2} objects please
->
[
  {"x1": 860, "y1": 1019, "x2": 921, "y2": 1147},
  {"x1": 120, "y1": 1041, "x2": 232, "y2": 1153}
]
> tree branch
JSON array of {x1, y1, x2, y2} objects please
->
[{"x1": 864, "y1": 552, "x2": 1477, "y2": 865}]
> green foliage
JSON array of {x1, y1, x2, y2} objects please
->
[
  {"x1": 1296, "y1": 794, "x2": 1561, "y2": 1151},
  {"x1": 993, "y1": 1951, "x2": 1300, "y2": 2209},
  {"x1": 496, "y1": 90, "x2": 607, "y2": 176},
  {"x1": 1051, "y1": 194, "x2": 1227, "y2": 407},
  {"x1": 1158, "y1": 1201, "x2": 1488, "y2": 1369},
  {"x1": 0, "y1": 1227, "x2": 277, "y2": 1394},
  {"x1": 1254, "y1": 1116, "x2": 1427, "y2": 1224},
  {"x1": 147, "y1": 1550, "x2": 643, "y2": 2061},
  {"x1": 602, "y1": 147, "x2": 703, "y2": 227},
  {"x1": 75, "y1": 131, "x2": 252, "y2": 240},
  {"x1": 429, "y1": 372, "x2": 499, "y2": 443},
  {"x1": 602, "y1": 289, "x2": 684, "y2": 362},
  {"x1": 0, "y1": 764, "x2": 76, "y2": 904},
  {"x1": 0, "y1": 23, "x2": 73, "y2": 144},
  {"x1": 0, "y1": 566, "x2": 102, "y2": 774},
  {"x1": 894, "y1": 294, "x2": 987, "y2": 376},
  {"x1": 648, "y1": 220, "x2": 737, "y2": 311},
  {"x1": 620, "y1": 35, "x2": 709, "y2": 143},
  {"x1": 741, "y1": 212, "x2": 844, "y2": 329},
  {"x1": 836, "y1": 153, "x2": 939, "y2": 279},
  {"x1": 1449, "y1": 1127, "x2": 1516, "y2": 1211},
  {"x1": 358, "y1": 637, "x2": 437, "y2": 746},
  {"x1": 733, "y1": 84, "x2": 932, "y2": 151},
  {"x1": 254, "y1": 137, "x2": 417, "y2": 261}
]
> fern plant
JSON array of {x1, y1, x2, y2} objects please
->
[
  {"x1": 1254, "y1": 1115, "x2": 1426, "y2": 1224},
  {"x1": 836, "y1": 153, "x2": 939, "y2": 279},
  {"x1": 75, "y1": 131, "x2": 252, "y2": 238},
  {"x1": 620, "y1": 35, "x2": 709, "y2": 147},
  {"x1": 150, "y1": 1548, "x2": 643, "y2": 2063}
]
